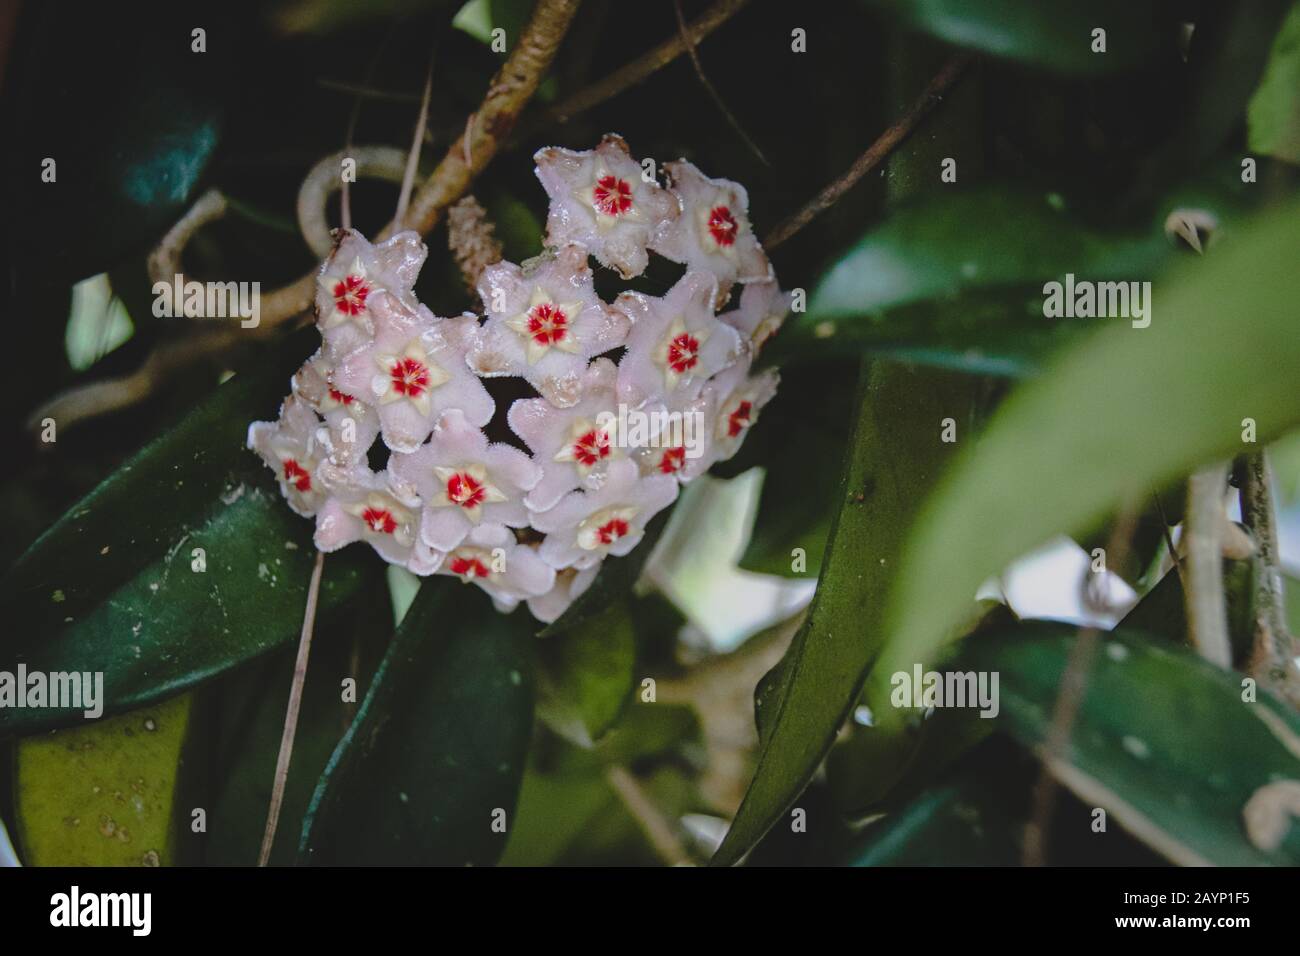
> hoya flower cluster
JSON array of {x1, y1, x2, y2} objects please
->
[{"x1": 249, "y1": 135, "x2": 787, "y2": 622}]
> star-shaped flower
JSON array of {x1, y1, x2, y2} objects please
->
[
  {"x1": 388, "y1": 408, "x2": 540, "y2": 552},
  {"x1": 315, "y1": 229, "x2": 428, "y2": 357},
  {"x1": 628, "y1": 389, "x2": 717, "y2": 484},
  {"x1": 506, "y1": 358, "x2": 629, "y2": 511},
  {"x1": 469, "y1": 243, "x2": 629, "y2": 406},
  {"x1": 291, "y1": 351, "x2": 380, "y2": 467},
  {"x1": 534, "y1": 135, "x2": 679, "y2": 279},
  {"x1": 703, "y1": 361, "x2": 780, "y2": 464},
  {"x1": 615, "y1": 271, "x2": 742, "y2": 406},
  {"x1": 434, "y1": 524, "x2": 556, "y2": 613},
  {"x1": 533, "y1": 458, "x2": 679, "y2": 570},
  {"x1": 650, "y1": 160, "x2": 772, "y2": 303},
  {"x1": 720, "y1": 280, "x2": 792, "y2": 356},
  {"x1": 333, "y1": 293, "x2": 494, "y2": 453},
  {"x1": 247, "y1": 394, "x2": 331, "y2": 516},
  {"x1": 312, "y1": 467, "x2": 424, "y2": 569}
]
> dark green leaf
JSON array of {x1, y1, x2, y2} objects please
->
[
  {"x1": 535, "y1": 601, "x2": 636, "y2": 746},
  {"x1": 712, "y1": 362, "x2": 984, "y2": 866},
  {"x1": 0, "y1": 339, "x2": 371, "y2": 738},
  {"x1": 299, "y1": 583, "x2": 535, "y2": 865},
  {"x1": 962, "y1": 621, "x2": 1300, "y2": 865}
]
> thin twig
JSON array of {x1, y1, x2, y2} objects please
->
[
  {"x1": 1238, "y1": 451, "x2": 1300, "y2": 708},
  {"x1": 1022, "y1": 502, "x2": 1138, "y2": 866},
  {"x1": 671, "y1": 0, "x2": 767, "y2": 166},
  {"x1": 1152, "y1": 489, "x2": 1185, "y2": 589},
  {"x1": 298, "y1": 147, "x2": 410, "y2": 257},
  {"x1": 605, "y1": 765, "x2": 693, "y2": 866},
  {"x1": 1184, "y1": 464, "x2": 1232, "y2": 668},
  {"x1": 394, "y1": 47, "x2": 436, "y2": 227},
  {"x1": 764, "y1": 54, "x2": 973, "y2": 250},
  {"x1": 258, "y1": 549, "x2": 326, "y2": 867},
  {"x1": 514, "y1": 0, "x2": 751, "y2": 143}
]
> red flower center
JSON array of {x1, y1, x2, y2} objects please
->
[
  {"x1": 332, "y1": 274, "x2": 370, "y2": 316},
  {"x1": 666, "y1": 332, "x2": 701, "y2": 375},
  {"x1": 527, "y1": 303, "x2": 570, "y2": 346},
  {"x1": 362, "y1": 507, "x2": 397, "y2": 534},
  {"x1": 282, "y1": 458, "x2": 312, "y2": 492},
  {"x1": 390, "y1": 356, "x2": 431, "y2": 397},
  {"x1": 596, "y1": 517, "x2": 630, "y2": 545},
  {"x1": 658, "y1": 446, "x2": 686, "y2": 474},
  {"x1": 727, "y1": 400, "x2": 754, "y2": 438},
  {"x1": 592, "y1": 175, "x2": 633, "y2": 217},
  {"x1": 572, "y1": 428, "x2": 611, "y2": 468},
  {"x1": 328, "y1": 386, "x2": 354, "y2": 405},
  {"x1": 707, "y1": 206, "x2": 739, "y2": 247},
  {"x1": 449, "y1": 554, "x2": 492, "y2": 579},
  {"x1": 446, "y1": 471, "x2": 487, "y2": 510}
]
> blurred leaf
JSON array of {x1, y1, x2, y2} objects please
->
[
  {"x1": 860, "y1": 0, "x2": 1179, "y2": 74},
  {"x1": 1248, "y1": 1, "x2": 1300, "y2": 163},
  {"x1": 712, "y1": 362, "x2": 983, "y2": 866},
  {"x1": 535, "y1": 601, "x2": 635, "y2": 746},
  {"x1": 1118, "y1": 558, "x2": 1255, "y2": 661},
  {"x1": 962, "y1": 622, "x2": 1300, "y2": 864},
  {"x1": 14, "y1": 694, "x2": 191, "y2": 866},
  {"x1": 881, "y1": 200, "x2": 1300, "y2": 700},
  {"x1": 299, "y1": 584, "x2": 534, "y2": 865},
  {"x1": 536, "y1": 510, "x2": 671, "y2": 638},
  {"x1": 0, "y1": 336, "x2": 371, "y2": 737}
]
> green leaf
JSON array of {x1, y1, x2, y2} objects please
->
[
  {"x1": 881, "y1": 199, "x2": 1300, "y2": 699},
  {"x1": 536, "y1": 510, "x2": 671, "y2": 638},
  {"x1": 14, "y1": 694, "x2": 192, "y2": 866},
  {"x1": 860, "y1": 0, "x2": 1179, "y2": 74},
  {"x1": 962, "y1": 622, "x2": 1300, "y2": 865},
  {"x1": 1248, "y1": 2, "x2": 1300, "y2": 164},
  {"x1": 711, "y1": 362, "x2": 984, "y2": 866},
  {"x1": 0, "y1": 337, "x2": 371, "y2": 737},
  {"x1": 535, "y1": 601, "x2": 636, "y2": 746},
  {"x1": 768, "y1": 188, "x2": 1167, "y2": 374},
  {"x1": 298, "y1": 583, "x2": 535, "y2": 865}
]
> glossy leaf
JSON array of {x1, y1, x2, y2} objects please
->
[
  {"x1": 880, "y1": 200, "x2": 1300, "y2": 700},
  {"x1": 0, "y1": 336, "x2": 371, "y2": 737},
  {"x1": 962, "y1": 622, "x2": 1300, "y2": 865},
  {"x1": 1248, "y1": 2, "x2": 1300, "y2": 163},
  {"x1": 14, "y1": 694, "x2": 192, "y2": 866},
  {"x1": 299, "y1": 583, "x2": 535, "y2": 865},
  {"x1": 712, "y1": 362, "x2": 984, "y2": 866}
]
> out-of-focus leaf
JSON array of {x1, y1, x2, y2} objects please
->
[
  {"x1": 881, "y1": 200, "x2": 1300, "y2": 701},
  {"x1": 962, "y1": 622, "x2": 1300, "y2": 865},
  {"x1": 1248, "y1": 2, "x2": 1300, "y2": 164},
  {"x1": 299, "y1": 584, "x2": 534, "y2": 865},
  {"x1": 712, "y1": 363, "x2": 983, "y2": 866},
  {"x1": 0, "y1": 335, "x2": 371, "y2": 737},
  {"x1": 535, "y1": 602, "x2": 635, "y2": 746},
  {"x1": 860, "y1": 0, "x2": 1180, "y2": 74},
  {"x1": 14, "y1": 694, "x2": 191, "y2": 866}
]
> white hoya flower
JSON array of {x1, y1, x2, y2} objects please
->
[
  {"x1": 388, "y1": 408, "x2": 540, "y2": 552},
  {"x1": 291, "y1": 351, "x2": 380, "y2": 468},
  {"x1": 312, "y1": 466, "x2": 424, "y2": 570},
  {"x1": 469, "y1": 242, "x2": 629, "y2": 405},
  {"x1": 315, "y1": 229, "x2": 428, "y2": 357},
  {"x1": 435, "y1": 524, "x2": 556, "y2": 613},
  {"x1": 614, "y1": 270, "x2": 743, "y2": 408},
  {"x1": 534, "y1": 134, "x2": 678, "y2": 279},
  {"x1": 527, "y1": 565, "x2": 600, "y2": 624},
  {"x1": 704, "y1": 360, "x2": 781, "y2": 464},
  {"x1": 651, "y1": 159, "x2": 773, "y2": 304},
  {"x1": 721, "y1": 279, "x2": 793, "y2": 357},
  {"x1": 247, "y1": 394, "x2": 332, "y2": 517},
  {"x1": 333, "y1": 292, "x2": 494, "y2": 454},
  {"x1": 533, "y1": 458, "x2": 679, "y2": 571}
]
